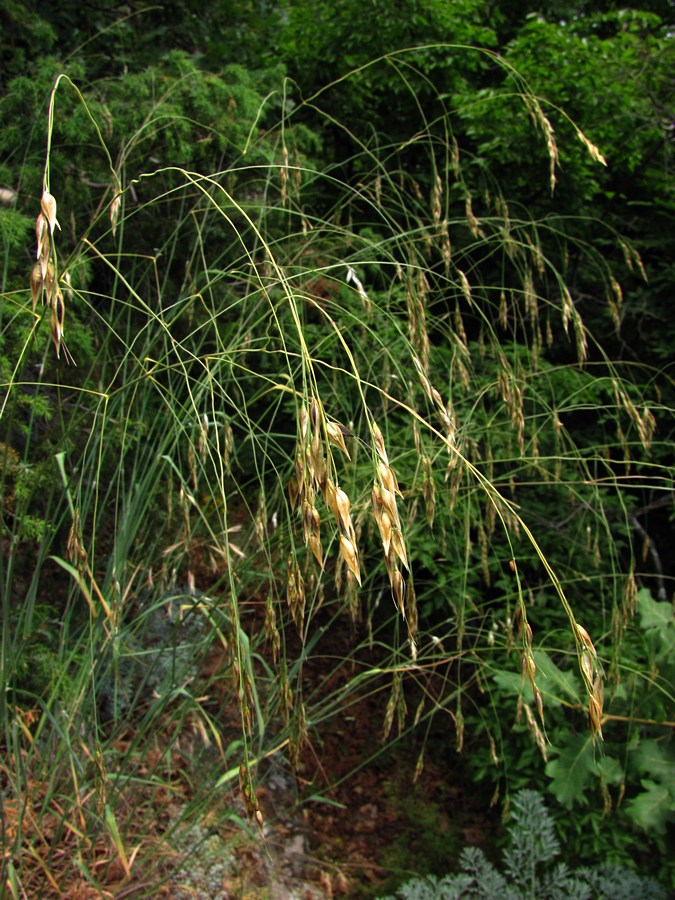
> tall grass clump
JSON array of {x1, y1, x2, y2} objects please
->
[{"x1": 1, "y1": 46, "x2": 671, "y2": 895}]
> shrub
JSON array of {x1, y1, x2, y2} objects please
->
[{"x1": 380, "y1": 789, "x2": 669, "y2": 899}]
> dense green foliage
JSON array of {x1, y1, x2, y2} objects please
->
[{"x1": 0, "y1": 1, "x2": 672, "y2": 896}]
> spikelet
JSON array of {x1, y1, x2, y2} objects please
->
[
  {"x1": 110, "y1": 190, "x2": 122, "y2": 238},
  {"x1": 291, "y1": 400, "x2": 364, "y2": 589},
  {"x1": 333, "y1": 486, "x2": 352, "y2": 534},
  {"x1": 464, "y1": 191, "x2": 483, "y2": 238},
  {"x1": 457, "y1": 269, "x2": 472, "y2": 305},
  {"x1": 369, "y1": 423, "x2": 414, "y2": 642},
  {"x1": 40, "y1": 190, "x2": 60, "y2": 235},
  {"x1": 280, "y1": 142, "x2": 289, "y2": 204},
  {"x1": 32, "y1": 190, "x2": 69, "y2": 358},
  {"x1": 264, "y1": 595, "x2": 281, "y2": 665},
  {"x1": 441, "y1": 226, "x2": 452, "y2": 271},
  {"x1": 431, "y1": 175, "x2": 442, "y2": 229},
  {"x1": 523, "y1": 268, "x2": 537, "y2": 322},
  {"x1": 524, "y1": 97, "x2": 559, "y2": 193},
  {"x1": 516, "y1": 608, "x2": 545, "y2": 730},
  {"x1": 576, "y1": 129, "x2": 607, "y2": 166},
  {"x1": 499, "y1": 291, "x2": 509, "y2": 329},
  {"x1": 35, "y1": 213, "x2": 49, "y2": 277},
  {"x1": 30, "y1": 262, "x2": 43, "y2": 311},
  {"x1": 561, "y1": 285, "x2": 574, "y2": 334},
  {"x1": 607, "y1": 275, "x2": 623, "y2": 330},
  {"x1": 450, "y1": 136, "x2": 460, "y2": 178},
  {"x1": 239, "y1": 762, "x2": 264, "y2": 833},
  {"x1": 326, "y1": 421, "x2": 351, "y2": 458},
  {"x1": 523, "y1": 701, "x2": 548, "y2": 762},
  {"x1": 573, "y1": 310, "x2": 588, "y2": 364},
  {"x1": 302, "y1": 498, "x2": 323, "y2": 566},
  {"x1": 215, "y1": 421, "x2": 233, "y2": 477},
  {"x1": 574, "y1": 623, "x2": 604, "y2": 741},
  {"x1": 50, "y1": 287, "x2": 65, "y2": 359},
  {"x1": 338, "y1": 534, "x2": 361, "y2": 584},
  {"x1": 382, "y1": 672, "x2": 407, "y2": 741},
  {"x1": 286, "y1": 557, "x2": 306, "y2": 635},
  {"x1": 66, "y1": 508, "x2": 88, "y2": 578}
]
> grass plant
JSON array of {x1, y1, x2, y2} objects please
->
[{"x1": 0, "y1": 48, "x2": 672, "y2": 896}]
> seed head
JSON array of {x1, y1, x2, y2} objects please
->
[
  {"x1": 326, "y1": 421, "x2": 351, "y2": 458},
  {"x1": 334, "y1": 487, "x2": 351, "y2": 532},
  {"x1": 376, "y1": 507, "x2": 392, "y2": 557},
  {"x1": 35, "y1": 212, "x2": 48, "y2": 260},
  {"x1": 110, "y1": 191, "x2": 122, "y2": 238},
  {"x1": 310, "y1": 396, "x2": 321, "y2": 432},
  {"x1": 371, "y1": 422, "x2": 388, "y2": 463},
  {"x1": 30, "y1": 262, "x2": 43, "y2": 311},
  {"x1": 50, "y1": 287, "x2": 65, "y2": 358},
  {"x1": 40, "y1": 190, "x2": 60, "y2": 235},
  {"x1": 339, "y1": 534, "x2": 361, "y2": 584}
]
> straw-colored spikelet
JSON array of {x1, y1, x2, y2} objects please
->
[
  {"x1": 383, "y1": 672, "x2": 407, "y2": 741},
  {"x1": 371, "y1": 422, "x2": 388, "y2": 464},
  {"x1": 346, "y1": 266, "x2": 371, "y2": 314},
  {"x1": 606, "y1": 276, "x2": 623, "y2": 330},
  {"x1": 289, "y1": 701, "x2": 308, "y2": 771},
  {"x1": 522, "y1": 699, "x2": 548, "y2": 761},
  {"x1": 431, "y1": 175, "x2": 442, "y2": 229},
  {"x1": 573, "y1": 310, "x2": 587, "y2": 364},
  {"x1": 576, "y1": 129, "x2": 607, "y2": 167},
  {"x1": 239, "y1": 762, "x2": 264, "y2": 832},
  {"x1": 450, "y1": 136, "x2": 460, "y2": 178},
  {"x1": 264, "y1": 595, "x2": 281, "y2": 665},
  {"x1": 49, "y1": 287, "x2": 65, "y2": 359},
  {"x1": 464, "y1": 191, "x2": 483, "y2": 239},
  {"x1": 613, "y1": 383, "x2": 656, "y2": 452},
  {"x1": 35, "y1": 213, "x2": 51, "y2": 281},
  {"x1": 222, "y1": 421, "x2": 234, "y2": 475},
  {"x1": 332, "y1": 486, "x2": 352, "y2": 534},
  {"x1": 370, "y1": 424, "x2": 411, "y2": 626},
  {"x1": 457, "y1": 269, "x2": 472, "y2": 305},
  {"x1": 298, "y1": 399, "x2": 365, "y2": 580},
  {"x1": 574, "y1": 622, "x2": 604, "y2": 740},
  {"x1": 110, "y1": 190, "x2": 122, "y2": 238},
  {"x1": 66, "y1": 509, "x2": 88, "y2": 577},
  {"x1": 516, "y1": 609, "x2": 546, "y2": 729},
  {"x1": 441, "y1": 227, "x2": 452, "y2": 271},
  {"x1": 32, "y1": 191, "x2": 68, "y2": 357},
  {"x1": 326, "y1": 421, "x2": 351, "y2": 458},
  {"x1": 30, "y1": 262, "x2": 43, "y2": 311},
  {"x1": 43, "y1": 261, "x2": 57, "y2": 304},
  {"x1": 197, "y1": 413, "x2": 209, "y2": 461},
  {"x1": 255, "y1": 493, "x2": 267, "y2": 545},
  {"x1": 302, "y1": 498, "x2": 323, "y2": 566},
  {"x1": 523, "y1": 269, "x2": 537, "y2": 322},
  {"x1": 280, "y1": 143, "x2": 289, "y2": 205},
  {"x1": 40, "y1": 190, "x2": 60, "y2": 235},
  {"x1": 338, "y1": 534, "x2": 361, "y2": 584}
]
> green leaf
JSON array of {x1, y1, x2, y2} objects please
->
[
  {"x1": 596, "y1": 754, "x2": 623, "y2": 786},
  {"x1": 533, "y1": 650, "x2": 583, "y2": 705},
  {"x1": 637, "y1": 589, "x2": 674, "y2": 632},
  {"x1": 629, "y1": 739, "x2": 675, "y2": 785},
  {"x1": 545, "y1": 733, "x2": 597, "y2": 808},
  {"x1": 625, "y1": 780, "x2": 675, "y2": 834},
  {"x1": 492, "y1": 668, "x2": 534, "y2": 702}
]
